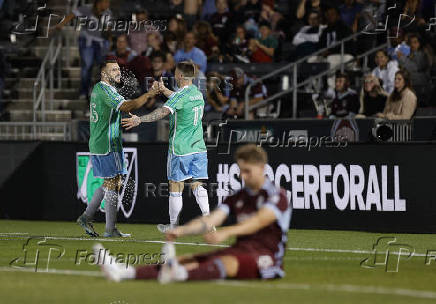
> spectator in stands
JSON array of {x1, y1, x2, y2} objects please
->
[
  {"x1": 339, "y1": 0, "x2": 363, "y2": 31},
  {"x1": 357, "y1": 0, "x2": 387, "y2": 32},
  {"x1": 109, "y1": 34, "x2": 152, "y2": 92},
  {"x1": 356, "y1": 74, "x2": 388, "y2": 118},
  {"x1": 184, "y1": 0, "x2": 202, "y2": 29},
  {"x1": 204, "y1": 71, "x2": 230, "y2": 120},
  {"x1": 210, "y1": 0, "x2": 233, "y2": 45},
  {"x1": 397, "y1": 33, "x2": 431, "y2": 106},
  {"x1": 292, "y1": 11, "x2": 326, "y2": 58},
  {"x1": 328, "y1": 72, "x2": 359, "y2": 118},
  {"x1": 145, "y1": 51, "x2": 175, "y2": 109},
  {"x1": 238, "y1": 0, "x2": 262, "y2": 22},
  {"x1": 230, "y1": 25, "x2": 250, "y2": 62},
  {"x1": 174, "y1": 32, "x2": 208, "y2": 73},
  {"x1": 226, "y1": 67, "x2": 267, "y2": 119},
  {"x1": 258, "y1": 0, "x2": 284, "y2": 38},
  {"x1": 142, "y1": 32, "x2": 163, "y2": 57},
  {"x1": 162, "y1": 32, "x2": 178, "y2": 70},
  {"x1": 387, "y1": 27, "x2": 410, "y2": 61},
  {"x1": 318, "y1": 6, "x2": 354, "y2": 88},
  {"x1": 296, "y1": 0, "x2": 323, "y2": 21},
  {"x1": 402, "y1": 0, "x2": 426, "y2": 25},
  {"x1": 168, "y1": 17, "x2": 188, "y2": 49},
  {"x1": 55, "y1": 0, "x2": 113, "y2": 99},
  {"x1": 193, "y1": 21, "x2": 219, "y2": 59},
  {"x1": 248, "y1": 22, "x2": 278, "y2": 63},
  {"x1": 201, "y1": 0, "x2": 217, "y2": 20},
  {"x1": 128, "y1": 10, "x2": 150, "y2": 56},
  {"x1": 372, "y1": 50, "x2": 399, "y2": 94},
  {"x1": 377, "y1": 70, "x2": 417, "y2": 120},
  {"x1": 169, "y1": 0, "x2": 185, "y2": 18},
  {"x1": 319, "y1": 6, "x2": 354, "y2": 56}
]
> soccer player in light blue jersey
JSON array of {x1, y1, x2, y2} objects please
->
[{"x1": 122, "y1": 61, "x2": 211, "y2": 233}]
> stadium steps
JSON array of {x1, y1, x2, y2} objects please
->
[
  {"x1": 17, "y1": 88, "x2": 79, "y2": 100},
  {"x1": 32, "y1": 46, "x2": 79, "y2": 60},
  {"x1": 5, "y1": 77, "x2": 81, "y2": 88},
  {"x1": 5, "y1": 99, "x2": 87, "y2": 111},
  {"x1": 8, "y1": 110, "x2": 72, "y2": 122}
]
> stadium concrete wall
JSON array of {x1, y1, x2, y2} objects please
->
[{"x1": 0, "y1": 142, "x2": 435, "y2": 233}]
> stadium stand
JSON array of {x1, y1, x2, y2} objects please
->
[{"x1": 0, "y1": 0, "x2": 435, "y2": 140}]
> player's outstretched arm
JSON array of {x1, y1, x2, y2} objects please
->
[
  {"x1": 121, "y1": 107, "x2": 171, "y2": 130},
  {"x1": 158, "y1": 77, "x2": 175, "y2": 98},
  {"x1": 118, "y1": 81, "x2": 160, "y2": 113},
  {"x1": 204, "y1": 207, "x2": 277, "y2": 244},
  {"x1": 166, "y1": 209, "x2": 228, "y2": 241}
]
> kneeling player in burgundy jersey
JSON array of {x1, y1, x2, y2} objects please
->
[{"x1": 94, "y1": 144, "x2": 292, "y2": 283}]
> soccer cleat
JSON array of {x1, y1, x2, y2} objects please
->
[
  {"x1": 103, "y1": 227, "x2": 131, "y2": 238},
  {"x1": 157, "y1": 224, "x2": 176, "y2": 233},
  {"x1": 76, "y1": 213, "x2": 99, "y2": 237},
  {"x1": 93, "y1": 243, "x2": 134, "y2": 282}
]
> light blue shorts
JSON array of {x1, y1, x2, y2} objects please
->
[
  {"x1": 91, "y1": 152, "x2": 127, "y2": 179},
  {"x1": 167, "y1": 152, "x2": 208, "y2": 182}
]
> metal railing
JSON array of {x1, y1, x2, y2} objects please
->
[
  {"x1": 245, "y1": 30, "x2": 388, "y2": 119},
  {"x1": 385, "y1": 120, "x2": 413, "y2": 142},
  {"x1": 0, "y1": 122, "x2": 72, "y2": 141},
  {"x1": 33, "y1": 32, "x2": 62, "y2": 126}
]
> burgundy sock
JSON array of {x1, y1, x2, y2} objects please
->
[
  {"x1": 135, "y1": 265, "x2": 160, "y2": 280},
  {"x1": 187, "y1": 259, "x2": 226, "y2": 280}
]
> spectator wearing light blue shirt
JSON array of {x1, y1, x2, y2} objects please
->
[{"x1": 174, "y1": 32, "x2": 207, "y2": 74}]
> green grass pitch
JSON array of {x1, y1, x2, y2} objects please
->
[{"x1": 0, "y1": 220, "x2": 435, "y2": 304}]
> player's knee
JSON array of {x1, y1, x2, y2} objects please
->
[
  {"x1": 169, "y1": 180, "x2": 184, "y2": 193},
  {"x1": 190, "y1": 181, "x2": 203, "y2": 192},
  {"x1": 218, "y1": 256, "x2": 239, "y2": 278}
]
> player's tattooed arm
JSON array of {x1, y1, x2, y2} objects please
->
[
  {"x1": 140, "y1": 107, "x2": 171, "y2": 122},
  {"x1": 121, "y1": 107, "x2": 170, "y2": 130}
]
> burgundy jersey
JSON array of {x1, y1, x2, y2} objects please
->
[{"x1": 218, "y1": 178, "x2": 292, "y2": 278}]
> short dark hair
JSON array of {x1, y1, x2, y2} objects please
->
[
  {"x1": 100, "y1": 58, "x2": 118, "y2": 70},
  {"x1": 235, "y1": 144, "x2": 268, "y2": 164},
  {"x1": 335, "y1": 71, "x2": 349, "y2": 80},
  {"x1": 150, "y1": 50, "x2": 166, "y2": 62},
  {"x1": 176, "y1": 61, "x2": 196, "y2": 77}
]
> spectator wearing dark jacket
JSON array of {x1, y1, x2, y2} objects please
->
[
  {"x1": 329, "y1": 72, "x2": 359, "y2": 118},
  {"x1": 319, "y1": 7, "x2": 354, "y2": 55}
]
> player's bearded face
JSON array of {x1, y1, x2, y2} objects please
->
[
  {"x1": 237, "y1": 160, "x2": 265, "y2": 189},
  {"x1": 106, "y1": 63, "x2": 121, "y2": 85}
]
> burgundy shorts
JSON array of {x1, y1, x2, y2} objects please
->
[{"x1": 191, "y1": 246, "x2": 272, "y2": 279}]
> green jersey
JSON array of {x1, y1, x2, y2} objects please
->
[
  {"x1": 163, "y1": 85, "x2": 207, "y2": 156},
  {"x1": 89, "y1": 81, "x2": 125, "y2": 155}
]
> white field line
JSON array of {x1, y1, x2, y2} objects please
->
[
  {"x1": 216, "y1": 281, "x2": 436, "y2": 300},
  {"x1": 0, "y1": 235, "x2": 429, "y2": 257},
  {"x1": 0, "y1": 266, "x2": 102, "y2": 277},
  {"x1": 0, "y1": 267, "x2": 435, "y2": 300}
]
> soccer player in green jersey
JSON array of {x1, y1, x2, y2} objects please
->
[
  {"x1": 122, "y1": 61, "x2": 211, "y2": 232},
  {"x1": 77, "y1": 58, "x2": 159, "y2": 237}
]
